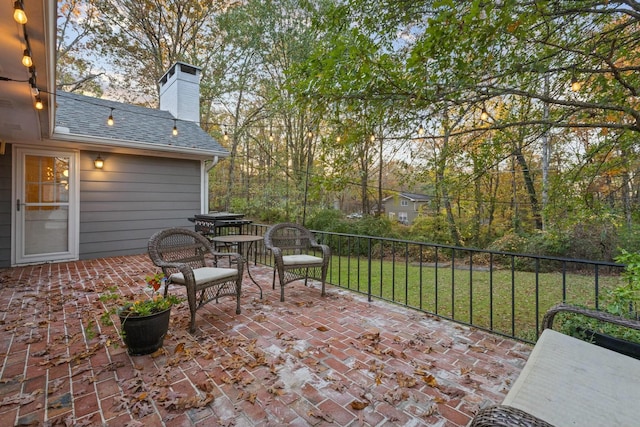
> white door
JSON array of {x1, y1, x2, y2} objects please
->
[{"x1": 14, "y1": 147, "x2": 78, "y2": 264}]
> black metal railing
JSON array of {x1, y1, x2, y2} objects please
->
[{"x1": 247, "y1": 224, "x2": 626, "y2": 343}]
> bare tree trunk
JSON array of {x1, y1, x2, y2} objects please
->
[{"x1": 513, "y1": 145, "x2": 543, "y2": 230}]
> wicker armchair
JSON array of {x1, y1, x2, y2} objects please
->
[
  {"x1": 147, "y1": 227, "x2": 244, "y2": 333},
  {"x1": 263, "y1": 222, "x2": 330, "y2": 302},
  {"x1": 469, "y1": 303, "x2": 640, "y2": 427},
  {"x1": 469, "y1": 405, "x2": 554, "y2": 427}
]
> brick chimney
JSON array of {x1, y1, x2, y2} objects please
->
[{"x1": 158, "y1": 62, "x2": 201, "y2": 125}]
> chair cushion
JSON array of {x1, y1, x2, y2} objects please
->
[
  {"x1": 169, "y1": 267, "x2": 238, "y2": 285},
  {"x1": 282, "y1": 254, "x2": 323, "y2": 266}
]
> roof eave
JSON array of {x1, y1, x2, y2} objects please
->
[{"x1": 49, "y1": 131, "x2": 229, "y2": 160}]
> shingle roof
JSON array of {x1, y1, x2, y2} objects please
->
[
  {"x1": 399, "y1": 192, "x2": 431, "y2": 202},
  {"x1": 54, "y1": 91, "x2": 228, "y2": 156},
  {"x1": 382, "y1": 192, "x2": 432, "y2": 202}
]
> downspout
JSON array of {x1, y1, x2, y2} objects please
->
[
  {"x1": 203, "y1": 156, "x2": 219, "y2": 213},
  {"x1": 206, "y1": 155, "x2": 219, "y2": 172}
]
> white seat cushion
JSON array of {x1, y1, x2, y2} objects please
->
[
  {"x1": 503, "y1": 329, "x2": 640, "y2": 427},
  {"x1": 282, "y1": 254, "x2": 323, "y2": 266},
  {"x1": 169, "y1": 267, "x2": 238, "y2": 285}
]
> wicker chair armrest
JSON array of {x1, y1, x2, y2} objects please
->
[
  {"x1": 268, "y1": 246, "x2": 284, "y2": 259},
  {"x1": 152, "y1": 259, "x2": 188, "y2": 270},
  {"x1": 469, "y1": 405, "x2": 554, "y2": 427},
  {"x1": 310, "y1": 242, "x2": 331, "y2": 259},
  {"x1": 542, "y1": 303, "x2": 640, "y2": 331}
]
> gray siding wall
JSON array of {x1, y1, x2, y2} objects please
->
[
  {"x1": 79, "y1": 151, "x2": 201, "y2": 259},
  {"x1": 0, "y1": 144, "x2": 12, "y2": 267}
]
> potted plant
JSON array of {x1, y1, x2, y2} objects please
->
[
  {"x1": 100, "y1": 273, "x2": 182, "y2": 355},
  {"x1": 559, "y1": 249, "x2": 640, "y2": 359}
]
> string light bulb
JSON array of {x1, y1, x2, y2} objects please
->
[
  {"x1": 480, "y1": 108, "x2": 489, "y2": 121},
  {"x1": 307, "y1": 129, "x2": 313, "y2": 138},
  {"x1": 418, "y1": 124, "x2": 425, "y2": 136},
  {"x1": 107, "y1": 108, "x2": 114, "y2": 126},
  {"x1": 172, "y1": 120, "x2": 178, "y2": 136},
  {"x1": 370, "y1": 134, "x2": 375, "y2": 142},
  {"x1": 336, "y1": 135, "x2": 341, "y2": 143},
  {"x1": 269, "y1": 132, "x2": 274, "y2": 142},
  {"x1": 223, "y1": 131, "x2": 229, "y2": 141},
  {"x1": 22, "y1": 49, "x2": 32, "y2": 67},
  {"x1": 34, "y1": 96, "x2": 43, "y2": 110},
  {"x1": 13, "y1": 1, "x2": 27, "y2": 24}
]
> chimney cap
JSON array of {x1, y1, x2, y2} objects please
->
[{"x1": 159, "y1": 62, "x2": 202, "y2": 86}]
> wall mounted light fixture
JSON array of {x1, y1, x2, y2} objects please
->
[{"x1": 94, "y1": 154, "x2": 104, "y2": 169}]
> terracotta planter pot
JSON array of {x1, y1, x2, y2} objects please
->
[{"x1": 119, "y1": 307, "x2": 171, "y2": 356}]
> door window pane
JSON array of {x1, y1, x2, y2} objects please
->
[{"x1": 24, "y1": 206, "x2": 69, "y2": 255}]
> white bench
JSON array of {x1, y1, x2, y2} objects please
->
[{"x1": 470, "y1": 304, "x2": 640, "y2": 427}]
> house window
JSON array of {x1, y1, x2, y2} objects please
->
[{"x1": 400, "y1": 199, "x2": 408, "y2": 207}]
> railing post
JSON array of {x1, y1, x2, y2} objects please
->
[{"x1": 367, "y1": 237, "x2": 372, "y2": 302}]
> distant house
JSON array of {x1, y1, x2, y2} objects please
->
[
  {"x1": 0, "y1": 1, "x2": 229, "y2": 267},
  {"x1": 381, "y1": 192, "x2": 432, "y2": 225}
]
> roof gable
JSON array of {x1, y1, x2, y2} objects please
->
[
  {"x1": 383, "y1": 192, "x2": 432, "y2": 202},
  {"x1": 54, "y1": 91, "x2": 228, "y2": 156}
]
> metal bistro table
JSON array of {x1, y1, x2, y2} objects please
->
[{"x1": 210, "y1": 234, "x2": 264, "y2": 299}]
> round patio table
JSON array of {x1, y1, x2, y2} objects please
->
[{"x1": 210, "y1": 234, "x2": 264, "y2": 298}]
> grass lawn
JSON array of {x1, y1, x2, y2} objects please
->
[{"x1": 326, "y1": 255, "x2": 625, "y2": 342}]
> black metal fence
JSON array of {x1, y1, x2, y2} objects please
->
[{"x1": 247, "y1": 224, "x2": 625, "y2": 343}]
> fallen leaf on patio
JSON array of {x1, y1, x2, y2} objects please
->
[
  {"x1": 468, "y1": 345, "x2": 486, "y2": 352},
  {"x1": 174, "y1": 342, "x2": 185, "y2": 354},
  {"x1": 267, "y1": 387, "x2": 283, "y2": 396},
  {"x1": 395, "y1": 372, "x2": 417, "y2": 388},
  {"x1": 96, "y1": 361, "x2": 124, "y2": 374},
  {"x1": 124, "y1": 420, "x2": 145, "y2": 427},
  {"x1": 246, "y1": 393, "x2": 257, "y2": 404},
  {"x1": 383, "y1": 388, "x2": 409, "y2": 404},
  {"x1": 460, "y1": 367, "x2": 471, "y2": 375},
  {"x1": 47, "y1": 378, "x2": 65, "y2": 394},
  {"x1": 437, "y1": 384, "x2": 465, "y2": 398},
  {"x1": 197, "y1": 381, "x2": 215, "y2": 392},
  {"x1": 0, "y1": 391, "x2": 39, "y2": 407},
  {"x1": 254, "y1": 314, "x2": 267, "y2": 322},
  {"x1": 309, "y1": 410, "x2": 334, "y2": 422},
  {"x1": 383, "y1": 348, "x2": 396, "y2": 357},
  {"x1": 150, "y1": 347, "x2": 166, "y2": 357},
  {"x1": 350, "y1": 400, "x2": 369, "y2": 410},
  {"x1": 135, "y1": 392, "x2": 148, "y2": 401},
  {"x1": 422, "y1": 374, "x2": 438, "y2": 387},
  {"x1": 421, "y1": 403, "x2": 438, "y2": 417},
  {"x1": 170, "y1": 393, "x2": 214, "y2": 410},
  {"x1": 358, "y1": 328, "x2": 380, "y2": 341},
  {"x1": 316, "y1": 325, "x2": 329, "y2": 332},
  {"x1": 82, "y1": 374, "x2": 97, "y2": 383}
]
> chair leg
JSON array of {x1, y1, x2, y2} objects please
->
[
  {"x1": 186, "y1": 288, "x2": 197, "y2": 333},
  {"x1": 280, "y1": 284, "x2": 285, "y2": 302},
  {"x1": 272, "y1": 269, "x2": 277, "y2": 290}
]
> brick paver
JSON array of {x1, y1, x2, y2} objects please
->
[{"x1": 0, "y1": 255, "x2": 531, "y2": 426}]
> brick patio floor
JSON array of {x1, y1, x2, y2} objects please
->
[{"x1": 0, "y1": 255, "x2": 532, "y2": 427}]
